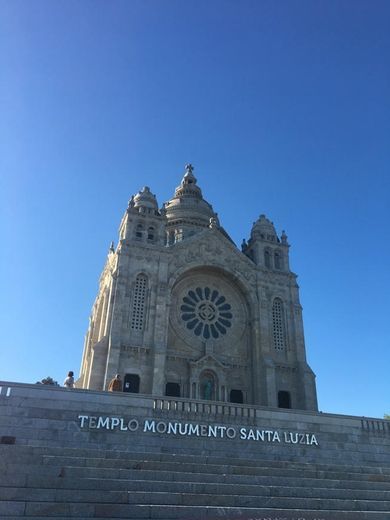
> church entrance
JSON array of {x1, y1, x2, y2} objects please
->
[{"x1": 123, "y1": 374, "x2": 140, "y2": 393}]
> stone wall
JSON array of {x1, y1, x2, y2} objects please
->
[{"x1": 1, "y1": 382, "x2": 388, "y2": 465}]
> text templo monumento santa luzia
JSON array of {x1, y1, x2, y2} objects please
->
[{"x1": 78, "y1": 415, "x2": 319, "y2": 446}]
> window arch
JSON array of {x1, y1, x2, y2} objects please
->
[
  {"x1": 264, "y1": 249, "x2": 271, "y2": 268},
  {"x1": 130, "y1": 274, "x2": 148, "y2": 330},
  {"x1": 272, "y1": 297, "x2": 286, "y2": 351},
  {"x1": 135, "y1": 223, "x2": 144, "y2": 239},
  {"x1": 147, "y1": 226, "x2": 155, "y2": 241},
  {"x1": 274, "y1": 250, "x2": 282, "y2": 270}
]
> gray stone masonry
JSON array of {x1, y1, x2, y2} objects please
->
[
  {"x1": 78, "y1": 169, "x2": 318, "y2": 412},
  {"x1": 0, "y1": 382, "x2": 390, "y2": 519}
]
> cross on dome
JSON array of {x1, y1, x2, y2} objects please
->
[{"x1": 181, "y1": 163, "x2": 197, "y2": 187}]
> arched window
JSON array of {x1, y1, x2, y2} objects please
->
[
  {"x1": 147, "y1": 226, "x2": 155, "y2": 241},
  {"x1": 165, "y1": 382, "x2": 181, "y2": 397},
  {"x1": 135, "y1": 223, "x2": 143, "y2": 239},
  {"x1": 130, "y1": 274, "x2": 147, "y2": 330},
  {"x1": 200, "y1": 370, "x2": 217, "y2": 400},
  {"x1": 264, "y1": 249, "x2": 271, "y2": 268},
  {"x1": 274, "y1": 251, "x2": 282, "y2": 270},
  {"x1": 174, "y1": 228, "x2": 183, "y2": 243},
  {"x1": 124, "y1": 374, "x2": 140, "y2": 393},
  {"x1": 278, "y1": 390, "x2": 291, "y2": 409},
  {"x1": 272, "y1": 298, "x2": 286, "y2": 351},
  {"x1": 230, "y1": 389, "x2": 244, "y2": 404}
]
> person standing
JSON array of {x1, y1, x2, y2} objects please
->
[
  {"x1": 108, "y1": 374, "x2": 122, "y2": 392},
  {"x1": 63, "y1": 371, "x2": 74, "y2": 389}
]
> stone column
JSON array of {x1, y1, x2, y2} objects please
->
[
  {"x1": 265, "y1": 358, "x2": 277, "y2": 407},
  {"x1": 303, "y1": 368, "x2": 318, "y2": 411},
  {"x1": 253, "y1": 281, "x2": 270, "y2": 406},
  {"x1": 103, "y1": 268, "x2": 124, "y2": 389},
  {"x1": 88, "y1": 338, "x2": 109, "y2": 390},
  {"x1": 151, "y1": 259, "x2": 170, "y2": 395}
]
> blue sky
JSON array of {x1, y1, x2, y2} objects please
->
[{"x1": 1, "y1": 0, "x2": 389, "y2": 418}]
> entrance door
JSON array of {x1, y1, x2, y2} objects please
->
[
  {"x1": 165, "y1": 382, "x2": 181, "y2": 397},
  {"x1": 123, "y1": 373, "x2": 140, "y2": 393},
  {"x1": 278, "y1": 390, "x2": 291, "y2": 408},
  {"x1": 230, "y1": 389, "x2": 243, "y2": 403}
]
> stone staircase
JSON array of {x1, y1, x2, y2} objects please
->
[
  {"x1": 1, "y1": 444, "x2": 390, "y2": 519},
  {"x1": 1, "y1": 382, "x2": 390, "y2": 519}
]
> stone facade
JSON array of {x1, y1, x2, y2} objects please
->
[{"x1": 78, "y1": 165, "x2": 317, "y2": 411}]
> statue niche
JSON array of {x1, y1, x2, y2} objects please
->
[{"x1": 200, "y1": 370, "x2": 217, "y2": 400}]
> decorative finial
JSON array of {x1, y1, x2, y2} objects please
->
[
  {"x1": 109, "y1": 241, "x2": 115, "y2": 253},
  {"x1": 185, "y1": 163, "x2": 194, "y2": 174},
  {"x1": 281, "y1": 230, "x2": 288, "y2": 244}
]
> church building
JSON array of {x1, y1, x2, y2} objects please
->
[{"x1": 78, "y1": 164, "x2": 318, "y2": 411}]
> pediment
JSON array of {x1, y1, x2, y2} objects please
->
[
  {"x1": 169, "y1": 228, "x2": 256, "y2": 285},
  {"x1": 190, "y1": 353, "x2": 226, "y2": 370}
]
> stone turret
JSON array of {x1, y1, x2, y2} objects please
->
[
  {"x1": 118, "y1": 186, "x2": 165, "y2": 246},
  {"x1": 132, "y1": 186, "x2": 159, "y2": 214},
  {"x1": 243, "y1": 214, "x2": 290, "y2": 271}
]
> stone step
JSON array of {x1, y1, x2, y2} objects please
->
[
  {"x1": 2, "y1": 479, "x2": 390, "y2": 503},
  {"x1": 3, "y1": 486, "x2": 389, "y2": 510},
  {"x1": 7, "y1": 435, "x2": 389, "y2": 465},
  {"x1": 3, "y1": 424, "x2": 390, "y2": 465},
  {"x1": 2, "y1": 502, "x2": 390, "y2": 519},
  {"x1": 2, "y1": 443, "x2": 390, "y2": 476},
  {"x1": 4, "y1": 470, "x2": 390, "y2": 495},
  {"x1": 48, "y1": 449, "x2": 390, "y2": 474},
  {"x1": 2, "y1": 443, "x2": 390, "y2": 519},
  {"x1": 127, "y1": 491, "x2": 390, "y2": 511},
  {"x1": 0, "y1": 488, "x2": 128, "y2": 503},
  {"x1": 3, "y1": 463, "x2": 390, "y2": 491},
  {"x1": 82, "y1": 478, "x2": 390, "y2": 501},
  {"x1": 38, "y1": 455, "x2": 390, "y2": 484}
]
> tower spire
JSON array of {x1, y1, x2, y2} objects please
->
[{"x1": 185, "y1": 163, "x2": 194, "y2": 174}]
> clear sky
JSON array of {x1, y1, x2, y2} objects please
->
[{"x1": 1, "y1": 0, "x2": 389, "y2": 419}]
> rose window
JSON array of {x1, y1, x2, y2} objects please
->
[{"x1": 180, "y1": 287, "x2": 233, "y2": 339}]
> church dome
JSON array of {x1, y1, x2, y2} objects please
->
[
  {"x1": 132, "y1": 186, "x2": 158, "y2": 211},
  {"x1": 251, "y1": 214, "x2": 278, "y2": 241},
  {"x1": 163, "y1": 164, "x2": 217, "y2": 229}
]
